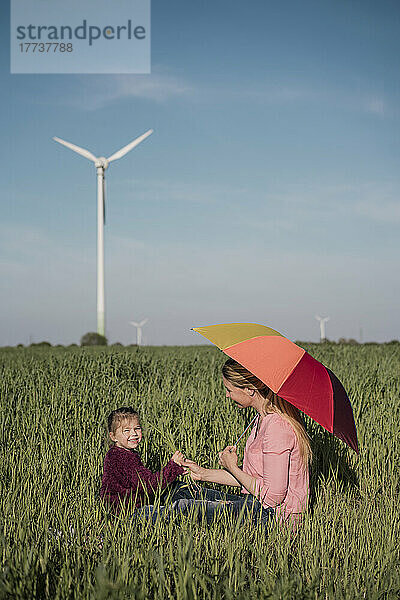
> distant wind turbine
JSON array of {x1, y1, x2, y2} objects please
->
[
  {"x1": 129, "y1": 319, "x2": 148, "y2": 346},
  {"x1": 315, "y1": 315, "x2": 330, "y2": 342},
  {"x1": 53, "y1": 130, "x2": 153, "y2": 336}
]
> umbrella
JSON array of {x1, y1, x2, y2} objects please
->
[{"x1": 192, "y1": 323, "x2": 358, "y2": 453}]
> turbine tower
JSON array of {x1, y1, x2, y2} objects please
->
[
  {"x1": 315, "y1": 315, "x2": 330, "y2": 342},
  {"x1": 53, "y1": 130, "x2": 153, "y2": 336},
  {"x1": 129, "y1": 319, "x2": 148, "y2": 346}
]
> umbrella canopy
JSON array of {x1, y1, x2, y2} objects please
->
[{"x1": 193, "y1": 323, "x2": 358, "y2": 453}]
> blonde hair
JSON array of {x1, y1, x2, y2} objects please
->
[{"x1": 222, "y1": 358, "x2": 312, "y2": 468}]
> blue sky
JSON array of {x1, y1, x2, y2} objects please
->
[{"x1": 1, "y1": 0, "x2": 400, "y2": 345}]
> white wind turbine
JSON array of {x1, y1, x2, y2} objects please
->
[
  {"x1": 129, "y1": 319, "x2": 148, "y2": 346},
  {"x1": 315, "y1": 315, "x2": 330, "y2": 342},
  {"x1": 53, "y1": 130, "x2": 153, "y2": 337}
]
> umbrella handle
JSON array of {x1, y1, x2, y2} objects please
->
[
  {"x1": 217, "y1": 414, "x2": 259, "y2": 458},
  {"x1": 233, "y1": 414, "x2": 259, "y2": 447}
]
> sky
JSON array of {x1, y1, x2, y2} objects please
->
[{"x1": 1, "y1": 0, "x2": 400, "y2": 346}]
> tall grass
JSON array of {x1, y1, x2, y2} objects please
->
[{"x1": 0, "y1": 344, "x2": 399, "y2": 599}]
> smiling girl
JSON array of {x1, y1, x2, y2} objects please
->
[{"x1": 100, "y1": 407, "x2": 186, "y2": 512}]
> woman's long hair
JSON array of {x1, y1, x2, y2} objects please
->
[{"x1": 222, "y1": 358, "x2": 312, "y2": 468}]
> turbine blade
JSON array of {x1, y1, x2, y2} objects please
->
[
  {"x1": 107, "y1": 129, "x2": 153, "y2": 162},
  {"x1": 139, "y1": 319, "x2": 148, "y2": 327},
  {"x1": 53, "y1": 137, "x2": 97, "y2": 162},
  {"x1": 129, "y1": 321, "x2": 139, "y2": 327}
]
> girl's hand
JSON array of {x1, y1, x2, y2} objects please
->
[
  {"x1": 218, "y1": 446, "x2": 238, "y2": 470},
  {"x1": 183, "y1": 459, "x2": 206, "y2": 482},
  {"x1": 171, "y1": 451, "x2": 186, "y2": 466}
]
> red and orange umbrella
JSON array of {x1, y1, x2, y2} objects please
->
[{"x1": 192, "y1": 323, "x2": 358, "y2": 453}]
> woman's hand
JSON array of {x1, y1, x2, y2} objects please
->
[
  {"x1": 218, "y1": 446, "x2": 238, "y2": 471},
  {"x1": 183, "y1": 459, "x2": 206, "y2": 482},
  {"x1": 171, "y1": 451, "x2": 186, "y2": 466}
]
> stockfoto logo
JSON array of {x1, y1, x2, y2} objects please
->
[
  {"x1": 11, "y1": 0, "x2": 150, "y2": 74},
  {"x1": 16, "y1": 19, "x2": 147, "y2": 46}
]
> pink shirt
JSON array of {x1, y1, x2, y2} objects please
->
[{"x1": 241, "y1": 413, "x2": 309, "y2": 523}]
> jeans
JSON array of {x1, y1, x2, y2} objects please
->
[{"x1": 133, "y1": 482, "x2": 273, "y2": 527}]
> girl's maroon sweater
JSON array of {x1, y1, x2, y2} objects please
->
[{"x1": 100, "y1": 446, "x2": 184, "y2": 511}]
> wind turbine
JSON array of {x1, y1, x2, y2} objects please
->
[
  {"x1": 129, "y1": 319, "x2": 148, "y2": 346},
  {"x1": 315, "y1": 315, "x2": 330, "y2": 342},
  {"x1": 53, "y1": 130, "x2": 153, "y2": 337}
]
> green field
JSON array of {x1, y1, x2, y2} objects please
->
[{"x1": 0, "y1": 344, "x2": 399, "y2": 599}]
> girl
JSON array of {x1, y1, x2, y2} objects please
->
[
  {"x1": 185, "y1": 358, "x2": 312, "y2": 527},
  {"x1": 100, "y1": 406, "x2": 186, "y2": 513}
]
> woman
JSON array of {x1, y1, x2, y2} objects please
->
[{"x1": 184, "y1": 358, "x2": 312, "y2": 527}]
